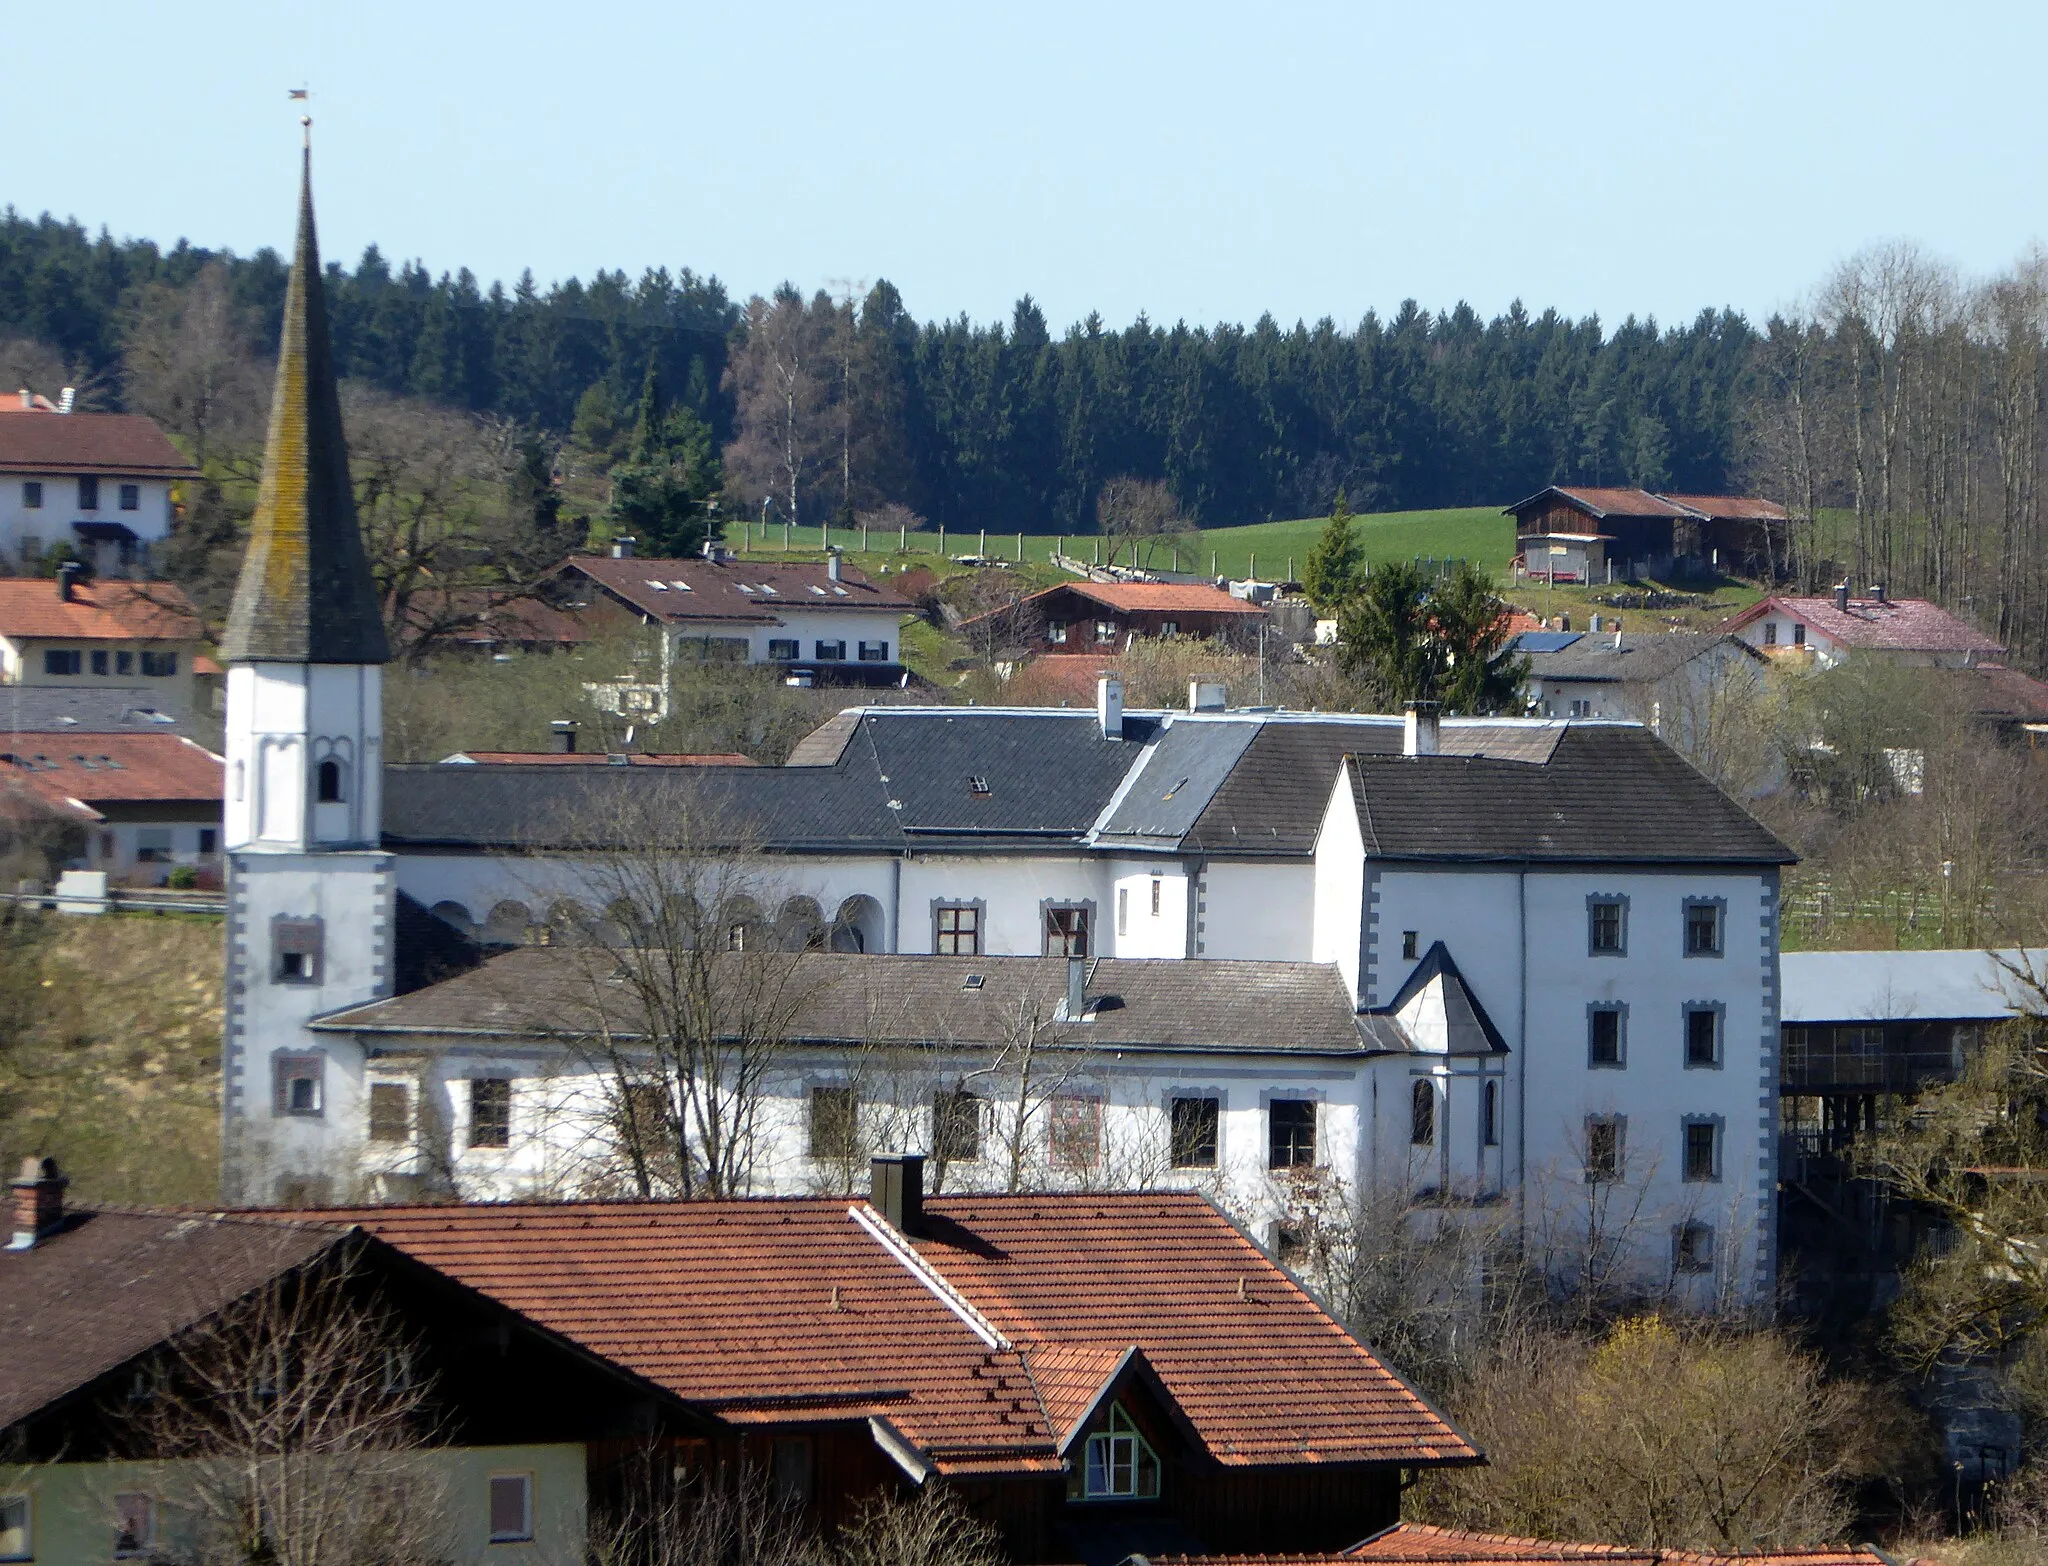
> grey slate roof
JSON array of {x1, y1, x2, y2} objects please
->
[
  {"x1": 0, "y1": 1209, "x2": 345, "y2": 1431},
  {"x1": 1174, "y1": 717, "x2": 1565, "y2": 857},
  {"x1": 1343, "y1": 725, "x2": 1792, "y2": 864},
  {"x1": 316, "y1": 947, "x2": 1377, "y2": 1056},
  {"x1": 384, "y1": 708, "x2": 1161, "y2": 853},
  {"x1": 1374, "y1": 942, "x2": 1508, "y2": 1055},
  {"x1": 1517, "y1": 630, "x2": 1757, "y2": 685},
  {"x1": 0, "y1": 686, "x2": 195, "y2": 735},
  {"x1": 219, "y1": 149, "x2": 390, "y2": 666},
  {"x1": 381, "y1": 706, "x2": 1788, "y2": 867}
]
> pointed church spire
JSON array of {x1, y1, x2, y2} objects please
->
[{"x1": 221, "y1": 134, "x2": 389, "y2": 665}]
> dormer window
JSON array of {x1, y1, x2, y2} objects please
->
[{"x1": 1082, "y1": 1404, "x2": 1161, "y2": 1500}]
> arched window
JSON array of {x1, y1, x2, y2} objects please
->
[
  {"x1": 1410, "y1": 1079, "x2": 1436, "y2": 1147},
  {"x1": 316, "y1": 757, "x2": 345, "y2": 803}
]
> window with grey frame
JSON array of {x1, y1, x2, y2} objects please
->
[
  {"x1": 1682, "y1": 1117, "x2": 1722, "y2": 1182},
  {"x1": 933, "y1": 1089, "x2": 984, "y2": 1162},
  {"x1": 1674, "y1": 1220, "x2": 1714, "y2": 1273},
  {"x1": 1044, "y1": 903, "x2": 1091, "y2": 958},
  {"x1": 1587, "y1": 895, "x2": 1627, "y2": 955},
  {"x1": 1268, "y1": 1098, "x2": 1317, "y2": 1169},
  {"x1": 1169, "y1": 1094, "x2": 1219, "y2": 1168},
  {"x1": 808, "y1": 1084, "x2": 858, "y2": 1161},
  {"x1": 1683, "y1": 897, "x2": 1725, "y2": 957},
  {"x1": 273, "y1": 1053, "x2": 324, "y2": 1117},
  {"x1": 272, "y1": 917, "x2": 323, "y2": 984},
  {"x1": 1584, "y1": 1114, "x2": 1624, "y2": 1182},
  {"x1": 934, "y1": 901, "x2": 981, "y2": 956},
  {"x1": 468, "y1": 1078, "x2": 513, "y2": 1148},
  {"x1": 1410, "y1": 1079, "x2": 1435, "y2": 1146},
  {"x1": 1684, "y1": 1003, "x2": 1723, "y2": 1068},
  {"x1": 366, "y1": 1082, "x2": 411, "y2": 1143},
  {"x1": 1588, "y1": 1003, "x2": 1626, "y2": 1068}
]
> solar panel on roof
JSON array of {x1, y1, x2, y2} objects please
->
[{"x1": 1514, "y1": 631, "x2": 1584, "y2": 653}]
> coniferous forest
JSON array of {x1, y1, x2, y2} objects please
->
[
  {"x1": 10, "y1": 211, "x2": 2048, "y2": 667},
  {"x1": 0, "y1": 207, "x2": 1754, "y2": 528}
]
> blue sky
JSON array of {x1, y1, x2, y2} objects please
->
[{"x1": 10, "y1": 0, "x2": 2044, "y2": 333}]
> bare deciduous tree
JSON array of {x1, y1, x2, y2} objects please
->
[{"x1": 120, "y1": 1242, "x2": 447, "y2": 1566}]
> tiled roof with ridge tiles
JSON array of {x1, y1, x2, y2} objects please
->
[
  {"x1": 1153, "y1": 1521, "x2": 1909, "y2": 1566},
  {"x1": 0, "y1": 410, "x2": 197, "y2": 478},
  {"x1": 322, "y1": 1191, "x2": 1476, "y2": 1476}
]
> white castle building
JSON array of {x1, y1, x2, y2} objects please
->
[{"x1": 221, "y1": 159, "x2": 1791, "y2": 1309}]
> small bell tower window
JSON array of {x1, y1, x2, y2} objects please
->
[{"x1": 316, "y1": 757, "x2": 346, "y2": 803}]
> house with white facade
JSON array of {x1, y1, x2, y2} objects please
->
[
  {"x1": 0, "y1": 399, "x2": 197, "y2": 575},
  {"x1": 544, "y1": 546, "x2": 913, "y2": 717},
  {"x1": 1723, "y1": 586, "x2": 2003, "y2": 669},
  {"x1": 0, "y1": 570, "x2": 216, "y2": 712},
  {"x1": 217, "y1": 149, "x2": 1793, "y2": 1310}
]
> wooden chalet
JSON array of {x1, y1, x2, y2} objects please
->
[
  {"x1": 1506, "y1": 487, "x2": 1787, "y2": 582},
  {"x1": 959, "y1": 580, "x2": 1268, "y2": 657}
]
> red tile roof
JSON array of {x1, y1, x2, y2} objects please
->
[
  {"x1": 562, "y1": 554, "x2": 912, "y2": 625},
  {"x1": 0, "y1": 579, "x2": 205, "y2": 642},
  {"x1": 1945, "y1": 663, "x2": 2048, "y2": 723},
  {"x1": 1057, "y1": 581, "x2": 1268, "y2": 616},
  {"x1": 316, "y1": 1192, "x2": 1476, "y2": 1477},
  {"x1": 1163, "y1": 1522, "x2": 1907, "y2": 1566},
  {"x1": 0, "y1": 411, "x2": 197, "y2": 478},
  {"x1": 1507, "y1": 489, "x2": 1786, "y2": 525},
  {"x1": 0, "y1": 732, "x2": 223, "y2": 818},
  {"x1": 1657, "y1": 494, "x2": 1789, "y2": 523},
  {"x1": 1723, "y1": 595, "x2": 2003, "y2": 656}
]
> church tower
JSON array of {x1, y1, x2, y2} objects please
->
[{"x1": 220, "y1": 133, "x2": 395, "y2": 1204}]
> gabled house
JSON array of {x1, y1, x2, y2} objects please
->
[
  {"x1": 548, "y1": 547, "x2": 913, "y2": 706},
  {"x1": 958, "y1": 580, "x2": 1267, "y2": 659},
  {"x1": 1, "y1": 1155, "x2": 1478, "y2": 1566},
  {"x1": 0, "y1": 730, "x2": 223, "y2": 883},
  {"x1": 0, "y1": 401, "x2": 198, "y2": 576},
  {"x1": 1722, "y1": 588, "x2": 2002, "y2": 669},
  {"x1": 323, "y1": 1157, "x2": 1479, "y2": 1563},
  {"x1": 1514, "y1": 629, "x2": 1765, "y2": 744},
  {"x1": 0, "y1": 572, "x2": 215, "y2": 713},
  {"x1": 1506, "y1": 487, "x2": 1788, "y2": 581},
  {"x1": 0, "y1": 1158, "x2": 707, "y2": 1565}
]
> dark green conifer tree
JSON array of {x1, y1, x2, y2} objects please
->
[{"x1": 1301, "y1": 488, "x2": 1363, "y2": 612}]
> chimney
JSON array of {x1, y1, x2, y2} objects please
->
[
  {"x1": 611, "y1": 537, "x2": 636, "y2": 560},
  {"x1": 549, "y1": 719, "x2": 579, "y2": 754},
  {"x1": 57, "y1": 561, "x2": 82, "y2": 602},
  {"x1": 1589, "y1": 613, "x2": 1603, "y2": 633},
  {"x1": 1873, "y1": 583, "x2": 1888, "y2": 604},
  {"x1": 1066, "y1": 955, "x2": 1087, "y2": 1021},
  {"x1": 1096, "y1": 675, "x2": 1124, "y2": 740},
  {"x1": 1834, "y1": 582, "x2": 1851, "y2": 613},
  {"x1": 1188, "y1": 680, "x2": 1226, "y2": 712},
  {"x1": 827, "y1": 546, "x2": 843, "y2": 583},
  {"x1": 870, "y1": 1154, "x2": 925, "y2": 1236},
  {"x1": 15, "y1": 389, "x2": 28, "y2": 411},
  {"x1": 57, "y1": 387, "x2": 75, "y2": 415},
  {"x1": 8, "y1": 1156, "x2": 66, "y2": 1249},
  {"x1": 1403, "y1": 700, "x2": 1441, "y2": 757}
]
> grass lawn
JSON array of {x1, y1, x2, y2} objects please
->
[{"x1": 719, "y1": 507, "x2": 1514, "y2": 583}]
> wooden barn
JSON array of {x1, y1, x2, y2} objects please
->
[{"x1": 1507, "y1": 486, "x2": 1787, "y2": 581}]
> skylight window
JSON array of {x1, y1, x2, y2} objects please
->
[
  {"x1": 644, "y1": 579, "x2": 670, "y2": 591},
  {"x1": 809, "y1": 584, "x2": 827, "y2": 596},
  {"x1": 962, "y1": 974, "x2": 985, "y2": 990},
  {"x1": 737, "y1": 585, "x2": 756, "y2": 594},
  {"x1": 832, "y1": 585, "x2": 849, "y2": 596},
  {"x1": 669, "y1": 580, "x2": 692, "y2": 591},
  {"x1": 968, "y1": 775, "x2": 991, "y2": 797},
  {"x1": 759, "y1": 584, "x2": 779, "y2": 595}
]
